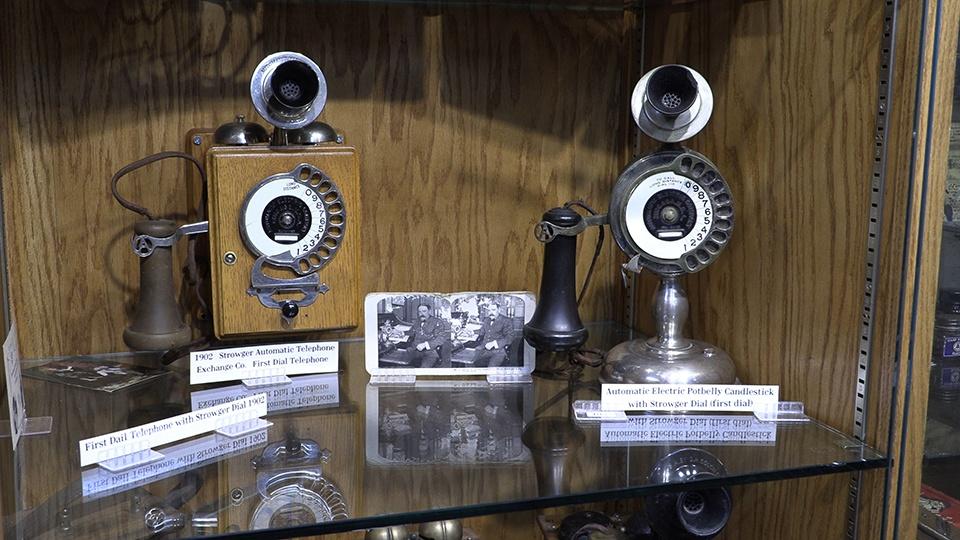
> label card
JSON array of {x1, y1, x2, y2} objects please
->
[
  {"x1": 601, "y1": 384, "x2": 779, "y2": 413},
  {"x1": 79, "y1": 393, "x2": 267, "y2": 467},
  {"x1": 3, "y1": 322, "x2": 25, "y2": 448},
  {"x1": 600, "y1": 415, "x2": 777, "y2": 446},
  {"x1": 190, "y1": 342, "x2": 338, "y2": 385}
]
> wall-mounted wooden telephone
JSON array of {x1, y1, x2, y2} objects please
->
[{"x1": 114, "y1": 52, "x2": 361, "y2": 352}]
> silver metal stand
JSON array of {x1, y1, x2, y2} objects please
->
[{"x1": 601, "y1": 275, "x2": 736, "y2": 384}]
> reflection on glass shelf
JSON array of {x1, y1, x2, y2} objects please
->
[
  {"x1": 925, "y1": 398, "x2": 960, "y2": 463},
  {"x1": 3, "y1": 326, "x2": 885, "y2": 539}
]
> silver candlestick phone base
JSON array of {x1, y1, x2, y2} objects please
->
[{"x1": 601, "y1": 275, "x2": 736, "y2": 385}]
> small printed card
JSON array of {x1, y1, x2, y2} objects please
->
[
  {"x1": 364, "y1": 292, "x2": 535, "y2": 377},
  {"x1": 3, "y1": 323, "x2": 26, "y2": 448},
  {"x1": 190, "y1": 342, "x2": 338, "y2": 385},
  {"x1": 78, "y1": 393, "x2": 267, "y2": 467},
  {"x1": 24, "y1": 359, "x2": 166, "y2": 393},
  {"x1": 601, "y1": 384, "x2": 779, "y2": 413}
]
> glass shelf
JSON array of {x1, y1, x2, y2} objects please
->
[{"x1": 1, "y1": 324, "x2": 884, "y2": 539}]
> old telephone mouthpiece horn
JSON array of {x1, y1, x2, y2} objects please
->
[
  {"x1": 632, "y1": 64, "x2": 713, "y2": 143},
  {"x1": 123, "y1": 220, "x2": 193, "y2": 352},
  {"x1": 251, "y1": 52, "x2": 328, "y2": 130},
  {"x1": 523, "y1": 207, "x2": 589, "y2": 352}
]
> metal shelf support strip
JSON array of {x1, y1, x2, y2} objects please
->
[{"x1": 848, "y1": 1, "x2": 900, "y2": 538}]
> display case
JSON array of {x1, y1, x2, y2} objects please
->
[
  {"x1": 914, "y1": 20, "x2": 960, "y2": 540},
  {"x1": 0, "y1": 0, "x2": 957, "y2": 539}
]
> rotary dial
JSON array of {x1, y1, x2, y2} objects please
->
[
  {"x1": 624, "y1": 173, "x2": 712, "y2": 260},
  {"x1": 610, "y1": 151, "x2": 734, "y2": 275},
  {"x1": 240, "y1": 164, "x2": 345, "y2": 275}
]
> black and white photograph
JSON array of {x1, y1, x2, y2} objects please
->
[
  {"x1": 364, "y1": 292, "x2": 535, "y2": 376},
  {"x1": 23, "y1": 359, "x2": 168, "y2": 393},
  {"x1": 364, "y1": 382, "x2": 531, "y2": 465}
]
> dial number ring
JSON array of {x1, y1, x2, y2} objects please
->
[
  {"x1": 611, "y1": 152, "x2": 734, "y2": 275},
  {"x1": 239, "y1": 163, "x2": 346, "y2": 275},
  {"x1": 625, "y1": 176, "x2": 711, "y2": 260}
]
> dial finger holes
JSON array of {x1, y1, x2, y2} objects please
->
[
  {"x1": 680, "y1": 157, "x2": 693, "y2": 172},
  {"x1": 299, "y1": 167, "x2": 311, "y2": 181},
  {"x1": 692, "y1": 162, "x2": 705, "y2": 177},
  {"x1": 710, "y1": 230, "x2": 728, "y2": 243},
  {"x1": 685, "y1": 255, "x2": 700, "y2": 270},
  {"x1": 309, "y1": 173, "x2": 323, "y2": 187},
  {"x1": 329, "y1": 215, "x2": 344, "y2": 226},
  {"x1": 716, "y1": 218, "x2": 732, "y2": 229},
  {"x1": 319, "y1": 247, "x2": 331, "y2": 259},
  {"x1": 704, "y1": 241, "x2": 721, "y2": 254},
  {"x1": 323, "y1": 191, "x2": 339, "y2": 203},
  {"x1": 318, "y1": 181, "x2": 332, "y2": 194},
  {"x1": 716, "y1": 207, "x2": 733, "y2": 219},
  {"x1": 715, "y1": 193, "x2": 731, "y2": 204},
  {"x1": 297, "y1": 258, "x2": 310, "y2": 273},
  {"x1": 695, "y1": 249, "x2": 711, "y2": 263},
  {"x1": 327, "y1": 226, "x2": 342, "y2": 237},
  {"x1": 323, "y1": 237, "x2": 338, "y2": 249},
  {"x1": 708, "y1": 181, "x2": 725, "y2": 194},
  {"x1": 328, "y1": 203, "x2": 343, "y2": 214},
  {"x1": 308, "y1": 253, "x2": 323, "y2": 267}
]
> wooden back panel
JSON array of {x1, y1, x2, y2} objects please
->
[
  {"x1": 0, "y1": 1, "x2": 627, "y2": 358},
  {"x1": 206, "y1": 146, "x2": 362, "y2": 338}
]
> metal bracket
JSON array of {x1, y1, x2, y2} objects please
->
[
  {"x1": 534, "y1": 214, "x2": 607, "y2": 243},
  {"x1": 621, "y1": 254, "x2": 645, "y2": 289},
  {"x1": 246, "y1": 256, "x2": 327, "y2": 310},
  {"x1": 847, "y1": 1, "x2": 899, "y2": 538},
  {"x1": 131, "y1": 221, "x2": 209, "y2": 258}
]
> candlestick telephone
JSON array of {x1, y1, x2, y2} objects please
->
[{"x1": 525, "y1": 64, "x2": 738, "y2": 384}]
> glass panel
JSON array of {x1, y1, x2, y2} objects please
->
[
  {"x1": 0, "y1": 324, "x2": 883, "y2": 539},
  {"x1": 919, "y1": 31, "x2": 960, "y2": 540}
]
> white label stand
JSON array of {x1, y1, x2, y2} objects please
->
[
  {"x1": 369, "y1": 374, "x2": 532, "y2": 385},
  {"x1": 242, "y1": 375, "x2": 292, "y2": 389},
  {"x1": 0, "y1": 416, "x2": 53, "y2": 438},
  {"x1": 753, "y1": 401, "x2": 808, "y2": 422},
  {"x1": 3, "y1": 321, "x2": 53, "y2": 446},
  {"x1": 92, "y1": 417, "x2": 273, "y2": 473},
  {"x1": 98, "y1": 449, "x2": 165, "y2": 473},
  {"x1": 486, "y1": 373, "x2": 533, "y2": 384},
  {"x1": 573, "y1": 400, "x2": 628, "y2": 422},
  {"x1": 215, "y1": 418, "x2": 273, "y2": 437}
]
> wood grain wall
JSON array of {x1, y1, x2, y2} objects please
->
[
  {"x1": 882, "y1": 0, "x2": 960, "y2": 537},
  {"x1": 0, "y1": 0, "x2": 629, "y2": 358},
  {"x1": 635, "y1": 1, "x2": 959, "y2": 539},
  {"x1": 634, "y1": 0, "x2": 898, "y2": 538}
]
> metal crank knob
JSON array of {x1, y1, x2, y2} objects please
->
[{"x1": 281, "y1": 301, "x2": 300, "y2": 319}]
